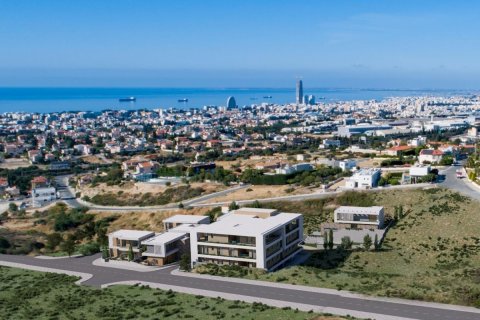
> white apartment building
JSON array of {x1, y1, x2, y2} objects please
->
[
  {"x1": 190, "y1": 208, "x2": 303, "y2": 271},
  {"x1": 345, "y1": 168, "x2": 381, "y2": 189},
  {"x1": 32, "y1": 186, "x2": 57, "y2": 207},
  {"x1": 334, "y1": 206, "x2": 385, "y2": 229}
]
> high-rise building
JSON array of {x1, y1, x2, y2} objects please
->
[
  {"x1": 227, "y1": 96, "x2": 237, "y2": 109},
  {"x1": 296, "y1": 80, "x2": 303, "y2": 104}
]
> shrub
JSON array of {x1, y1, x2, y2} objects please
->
[
  {"x1": 78, "y1": 242, "x2": 100, "y2": 256},
  {"x1": 339, "y1": 236, "x2": 353, "y2": 250}
]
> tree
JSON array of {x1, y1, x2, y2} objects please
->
[
  {"x1": 60, "y1": 236, "x2": 76, "y2": 257},
  {"x1": 45, "y1": 232, "x2": 63, "y2": 251},
  {"x1": 251, "y1": 200, "x2": 261, "y2": 208},
  {"x1": 128, "y1": 243, "x2": 134, "y2": 261},
  {"x1": 96, "y1": 227, "x2": 108, "y2": 247},
  {"x1": 374, "y1": 234, "x2": 380, "y2": 250},
  {"x1": 323, "y1": 231, "x2": 328, "y2": 250},
  {"x1": 102, "y1": 246, "x2": 110, "y2": 260},
  {"x1": 339, "y1": 236, "x2": 353, "y2": 250},
  {"x1": 228, "y1": 201, "x2": 239, "y2": 211},
  {"x1": 0, "y1": 236, "x2": 11, "y2": 250},
  {"x1": 179, "y1": 253, "x2": 191, "y2": 271},
  {"x1": 328, "y1": 229, "x2": 334, "y2": 250},
  {"x1": 8, "y1": 203, "x2": 17, "y2": 212},
  {"x1": 363, "y1": 234, "x2": 372, "y2": 251}
]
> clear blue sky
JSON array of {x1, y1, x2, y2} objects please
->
[{"x1": 1, "y1": 0, "x2": 480, "y2": 88}]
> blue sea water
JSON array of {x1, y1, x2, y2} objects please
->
[{"x1": 0, "y1": 87, "x2": 471, "y2": 114}]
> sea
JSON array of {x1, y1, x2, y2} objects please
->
[{"x1": 0, "y1": 87, "x2": 474, "y2": 114}]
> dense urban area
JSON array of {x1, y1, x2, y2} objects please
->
[{"x1": 1, "y1": 89, "x2": 480, "y2": 320}]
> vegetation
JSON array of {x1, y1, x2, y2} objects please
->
[
  {"x1": 89, "y1": 185, "x2": 205, "y2": 206},
  {"x1": 92, "y1": 165, "x2": 124, "y2": 186},
  {"x1": 0, "y1": 267, "x2": 356, "y2": 320},
  {"x1": 0, "y1": 203, "x2": 116, "y2": 256},
  {"x1": 179, "y1": 253, "x2": 191, "y2": 271}
]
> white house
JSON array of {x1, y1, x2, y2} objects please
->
[
  {"x1": 418, "y1": 149, "x2": 443, "y2": 164},
  {"x1": 319, "y1": 139, "x2": 341, "y2": 149},
  {"x1": 275, "y1": 163, "x2": 313, "y2": 175},
  {"x1": 338, "y1": 159, "x2": 357, "y2": 172},
  {"x1": 345, "y1": 168, "x2": 381, "y2": 189},
  {"x1": 408, "y1": 136, "x2": 427, "y2": 147},
  {"x1": 334, "y1": 206, "x2": 385, "y2": 229},
  {"x1": 190, "y1": 208, "x2": 303, "y2": 271},
  {"x1": 32, "y1": 186, "x2": 57, "y2": 207}
]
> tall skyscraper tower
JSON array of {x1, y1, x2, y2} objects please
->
[{"x1": 296, "y1": 80, "x2": 303, "y2": 104}]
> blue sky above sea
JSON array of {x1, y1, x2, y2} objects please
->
[{"x1": 1, "y1": 1, "x2": 480, "y2": 90}]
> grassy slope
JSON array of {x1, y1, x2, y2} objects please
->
[
  {"x1": 0, "y1": 266, "x2": 355, "y2": 320},
  {"x1": 200, "y1": 188, "x2": 480, "y2": 307}
]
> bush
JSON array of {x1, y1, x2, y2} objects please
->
[
  {"x1": 339, "y1": 236, "x2": 353, "y2": 250},
  {"x1": 179, "y1": 253, "x2": 191, "y2": 271},
  {"x1": 336, "y1": 191, "x2": 374, "y2": 207},
  {"x1": 45, "y1": 233, "x2": 63, "y2": 251},
  {"x1": 54, "y1": 209, "x2": 94, "y2": 232},
  {"x1": 78, "y1": 242, "x2": 100, "y2": 256},
  {"x1": 0, "y1": 236, "x2": 10, "y2": 249}
]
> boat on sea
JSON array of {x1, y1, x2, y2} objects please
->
[
  {"x1": 263, "y1": 96, "x2": 273, "y2": 99},
  {"x1": 178, "y1": 98, "x2": 189, "y2": 102},
  {"x1": 119, "y1": 97, "x2": 136, "y2": 102}
]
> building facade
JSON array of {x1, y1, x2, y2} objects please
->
[
  {"x1": 190, "y1": 208, "x2": 303, "y2": 271},
  {"x1": 296, "y1": 80, "x2": 303, "y2": 104},
  {"x1": 334, "y1": 206, "x2": 385, "y2": 229},
  {"x1": 345, "y1": 168, "x2": 381, "y2": 189}
]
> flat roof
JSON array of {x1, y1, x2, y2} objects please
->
[
  {"x1": 141, "y1": 232, "x2": 187, "y2": 245},
  {"x1": 163, "y1": 214, "x2": 210, "y2": 224},
  {"x1": 194, "y1": 211, "x2": 301, "y2": 237},
  {"x1": 169, "y1": 224, "x2": 200, "y2": 233},
  {"x1": 109, "y1": 229, "x2": 155, "y2": 240},
  {"x1": 335, "y1": 206, "x2": 384, "y2": 215}
]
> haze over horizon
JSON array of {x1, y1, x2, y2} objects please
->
[{"x1": 2, "y1": 1, "x2": 480, "y2": 89}]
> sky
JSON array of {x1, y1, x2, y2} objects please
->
[{"x1": 1, "y1": 0, "x2": 480, "y2": 89}]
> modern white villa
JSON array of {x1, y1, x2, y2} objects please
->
[
  {"x1": 345, "y1": 168, "x2": 381, "y2": 189},
  {"x1": 108, "y1": 230, "x2": 155, "y2": 260},
  {"x1": 107, "y1": 208, "x2": 304, "y2": 271},
  {"x1": 334, "y1": 206, "x2": 385, "y2": 229}
]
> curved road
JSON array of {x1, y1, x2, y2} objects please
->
[
  {"x1": 0, "y1": 254, "x2": 479, "y2": 320},
  {"x1": 438, "y1": 165, "x2": 480, "y2": 201}
]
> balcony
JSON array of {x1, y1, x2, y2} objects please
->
[
  {"x1": 198, "y1": 235, "x2": 255, "y2": 247},
  {"x1": 265, "y1": 234, "x2": 282, "y2": 245}
]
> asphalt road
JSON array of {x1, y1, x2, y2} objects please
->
[
  {"x1": 438, "y1": 165, "x2": 480, "y2": 201},
  {"x1": 0, "y1": 254, "x2": 479, "y2": 320},
  {"x1": 61, "y1": 181, "x2": 250, "y2": 212}
]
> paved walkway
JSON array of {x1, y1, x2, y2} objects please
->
[{"x1": 0, "y1": 253, "x2": 479, "y2": 320}]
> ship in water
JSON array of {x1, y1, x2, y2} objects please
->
[
  {"x1": 178, "y1": 98, "x2": 188, "y2": 102},
  {"x1": 119, "y1": 97, "x2": 136, "y2": 102},
  {"x1": 263, "y1": 95, "x2": 273, "y2": 99}
]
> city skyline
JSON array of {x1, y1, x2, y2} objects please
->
[{"x1": 2, "y1": 1, "x2": 480, "y2": 88}]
